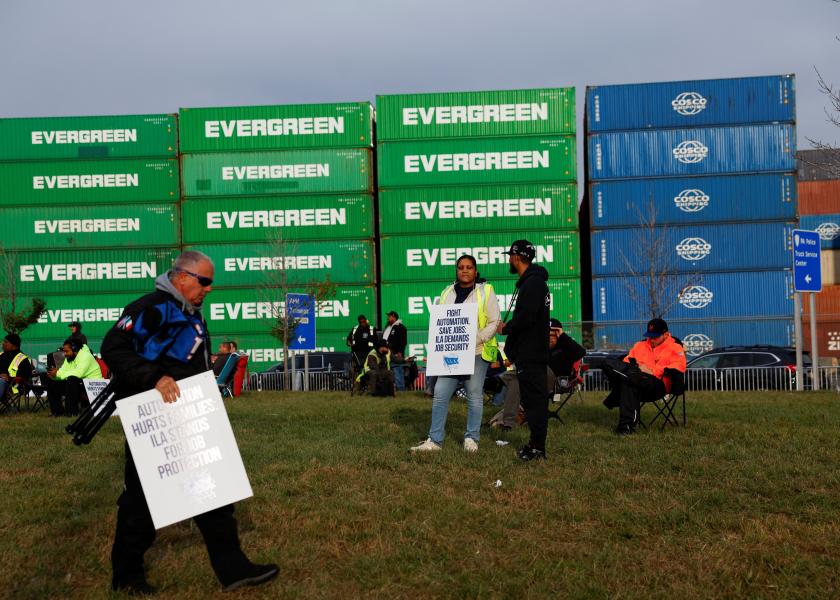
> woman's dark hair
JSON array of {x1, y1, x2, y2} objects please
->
[{"x1": 455, "y1": 254, "x2": 486, "y2": 284}]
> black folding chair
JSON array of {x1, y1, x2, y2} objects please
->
[
  {"x1": 639, "y1": 369, "x2": 686, "y2": 431},
  {"x1": 548, "y1": 360, "x2": 586, "y2": 425}
]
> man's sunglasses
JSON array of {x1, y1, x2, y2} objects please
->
[{"x1": 177, "y1": 269, "x2": 213, "y2": 287}]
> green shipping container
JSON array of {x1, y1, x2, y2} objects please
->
[
  {"x1": 380, "y1": 278, "x2": 581, "y2": 331},
  {"x1": 20, "y1": 292, "x2": 139, "y2": 340},
  {"x1": 206, "y1": 286, "x2": 375, "y2": 334},
  {"x1": 379, "y1": 183, "x2": 578, "y2": 235},
  {"x1": 227, "y1": 331, "x2": 350, "y2": 372},
  {"x1": 0, "y1": 113, "x2": 177, "y2": 161},
  {"x1": 2, "y1": 203, "x2": 179, "y2": 250},
  {"x1": 379, "y1": 230, "x2": 580, "y2": 282},
  {"x1": 182, "y1": 149, "x2": 372, "y2": 198},
  {"x1": 376, "y1": 87, "x2": 575, "y2": 141},
  {"x1": 181, "y1": 194, "x2": 373, "y2": 243},
  {"x1": 1, "y1": 247, "x2": 179, "y2": 296},
  {"x1": 179, "y1": 102, "x2": 373, "y2": 153},
  {"x1": 192, "y1": 240, "x2": 375, "y2": 287},
  {"x1": 377, "y1": 136, "x2": 575, "y2": 188},
  {"x1": 0, "y1": 159, "x2": 179, "y2": 207}
]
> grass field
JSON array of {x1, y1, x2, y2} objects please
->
[{"x1": 2, "y1": 390, "x2": 839, "y2": 599}]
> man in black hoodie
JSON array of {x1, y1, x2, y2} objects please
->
[
  {"x1": 102, "y1": 251, "x2": 278, "y2": 594},
  {"x1": 497, "y1": 240, "x2": 551, "y2": 461}
]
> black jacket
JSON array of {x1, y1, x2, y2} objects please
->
[
  {"x1": 101, "y1": 290, "x2": 212, "y2": 400},
  {"x1": 384, "y1": 322, "x2": 407, "y2": 356},
  {"x1": 503, "y1": 264, "x2": 550, "y2": 365},
  {"x1": 549, "y1": 333, "x2": 587, "y2": 378}
]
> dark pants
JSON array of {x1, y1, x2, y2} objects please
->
[
  {"x1": 367, "y1": 368, "x2": 395, "y2": 396},
  {"x1": 603, "y1": 361, "x2": 666, "y2": 427},
  {"x1": 111, "y1": 443, "x2": 251, "y2": 588},
  {"x1": 517, "y1": 362, "x2": 550, "y2": 451},
  {"x1": 46, "y1": 376, "x2": 86, "y2": 416}
]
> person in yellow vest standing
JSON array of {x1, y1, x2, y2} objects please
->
[
  {"x1": 411, "y1": 254, "x2": 500, "y2": 453},
  {"x1": 0, "y1": 333, "x2": 33, "y2": 400}
]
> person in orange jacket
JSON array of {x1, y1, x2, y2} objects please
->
[{"x1": 602, "y1": 318, "x2": 686, "y2": 435}]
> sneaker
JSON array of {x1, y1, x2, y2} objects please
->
[
  {"x1": 463, "y1": 438, "x2": 478, "y2": 453},
  {"x1": 223, "y1": 563, "x2": 279, "y2": 592},
  {"x1": 517, "y1": 444, "x2": 546, "y2": 462},
  {"x1": 410, "y1": 438, "x2": 442, "y2": 452},
  {"x1": 614, "y1": 424, "x2": 635, "y2": 436}
]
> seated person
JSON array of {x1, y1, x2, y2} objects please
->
[
  {"x1": 212, "y1": 341, "x2": 234, "y2": 377},
  {"x1": 602, "y1": 318, "x2": 686, "y2": 435},
  {"x1": 46, "y1": 338, "x2": 103, "y2": 416},
  {"x1": 361, "y1": 340, "x2": 395, "y2": 397},
  {"x1": 490, "y1": 319, "x2": 586, "y2": 430},
  {"x1": 0, "y1": 333, "x2": 33, "y2": 399}
]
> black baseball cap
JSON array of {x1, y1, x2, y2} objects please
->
[
  {"x1": 386, "y1": 311, "x2": 399, "y2": 319},
  {"x1": 549, "y1": 318, "x2": 563, "y2": 329},
  {"x1": 69, "y1": 321, "x2": 81, "y2": 329},
  {"x1": 504, "y1": 239, "x2": 536, "y2": 260},
  {"x1": 4, "y1": 333, "x2": 21, "y2": 347},
  {"x1": 357, "y1": 314, "x2": 368, "y2": 323},
  {"x1": 644, "y1": 318, "x2": 668, "y2": 338}
]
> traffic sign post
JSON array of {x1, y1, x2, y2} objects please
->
[
  {"x1": 286, "y1": 293, "x2": 317, "y2": 351},
  {"x1": 792, "y1": 230, "x2": 822, "y2": 391},
  {"x1": 792, "y1": 230, "x2": 822, "y2": 293},
  {"x1": 286, "y1": 293, "x2": 317, "y2": 391}
]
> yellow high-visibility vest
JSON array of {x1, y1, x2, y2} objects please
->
[{"x1": 439, "y1": 283, "x2": 499, "y2": 363}]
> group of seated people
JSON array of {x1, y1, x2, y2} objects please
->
[
  {"x1": 0, "y1": 321, "x2": 106, "y2": 417},
  {"x1": 487, "y1": 317, "x2": 686, "y2": 435}
]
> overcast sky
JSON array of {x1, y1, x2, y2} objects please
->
[{"x1": 1, "y1": 0, "x2": 837, "y2": 150}]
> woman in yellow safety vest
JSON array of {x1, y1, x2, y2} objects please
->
[{"x1": 410, "y1": 254, "x2": 500, "y2": 453}]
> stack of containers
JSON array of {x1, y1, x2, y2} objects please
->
[
  {"x1": 376, "y1": 88, "x2": 580, "y2": 360},
  {"x1": 178, "y1": 103, "x2": 375, "y2": 371},
  {"x1": 584, "y1": 75, "x2": 798, "y2": 357},
  {"x1": 798, "y1": 149, "x2": 840, "y2": 360},
  {"x1": 0, "y1": 114, "x2": 180, "y2": 364}
]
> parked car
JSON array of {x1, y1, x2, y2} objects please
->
[
  {"x1": 249, "y1": 352, "x2": 353, "y2": 391},
  {"x1": 686, "y1": 345, "x2": 811, "y2": 390}
]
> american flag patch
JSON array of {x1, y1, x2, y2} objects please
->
[{"x1": 116, "y1": 315, "x2": 133, "y2": 331}]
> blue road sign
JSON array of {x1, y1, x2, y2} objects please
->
[
  {"x1": 792, "y1": 229, "x2": 822, "y2": 292},
  {"x1": 286, "y1": 293, "x2": 316, "y2": 351}
]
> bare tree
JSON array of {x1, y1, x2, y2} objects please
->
[
  {"x1": 257, "y1": 231, "x2": 338, "y2": 387},
  {"x1": 804, "y1": 2, "x2": 840, "y2": 175},
  {"x1": 618, "y1": 196, "x2": 702, "y2": 321},
  {"x1": 0, "y1": 247, "x2": 46, "y2": 335}
]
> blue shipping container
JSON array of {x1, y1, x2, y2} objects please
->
[
  {"x1": 593, "y1": 318, "x2": 793, "y2": 356},
  {"x1": 588, "y1": 124, "x2": 796, "y2": 180},
  {"x1": 589, "y1": 173, "x2": 797, "y2": 228},
  {"x1": 591, "y1": 221, "x2": 795, "y2": 276},
  {"x1": 800, "y1": 214, "x2": 840, "y2": 249},
  {"x1": 593, "y1": 270, "x2": 793, "y2": 321},
  {"x1": 586, "y1": 74, "x2": 795, "y2": 132}
]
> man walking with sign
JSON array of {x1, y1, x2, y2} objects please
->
[
  {"x1": 497, "y1": 240, "x2": 551, "y2": 461},
  {"x1": 101, "y1": 251, "x2": 277, "y2": 594}
]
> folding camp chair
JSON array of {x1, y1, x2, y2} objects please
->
[
  {"x1": 216, "y1": 353, "x2": 240, "y2": 398},
  {"x1": 548, "y1": 360, "x2": 586, "y2": 424},
  {"x1": 639, "y1": 368, "x2": 686, "y2": 431},
  {"x1": 2, "y1": 370, "x2": 42, "y2": 414}
]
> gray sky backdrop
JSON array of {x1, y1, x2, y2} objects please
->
[{"x1": 1, "y1": 0, "x2": 838, "y2": 152}]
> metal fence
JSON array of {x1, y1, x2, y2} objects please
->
[
  {"x1": 242, "y1": 366, "x2": 840, "y2": 394},
  {"x1": 582, "y1": 365, "x2": 840, "y2": 393}
]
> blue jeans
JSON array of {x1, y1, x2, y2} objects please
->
[
  {"x1": 392, "y1": 364, "x2": 406, "y2": 391},
  {"x1": 428, "y1": 355, "x2": 489, "y2": 445},
  {"x1": 0, "y1": 378, "x2": 7, "y2": 399}
]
